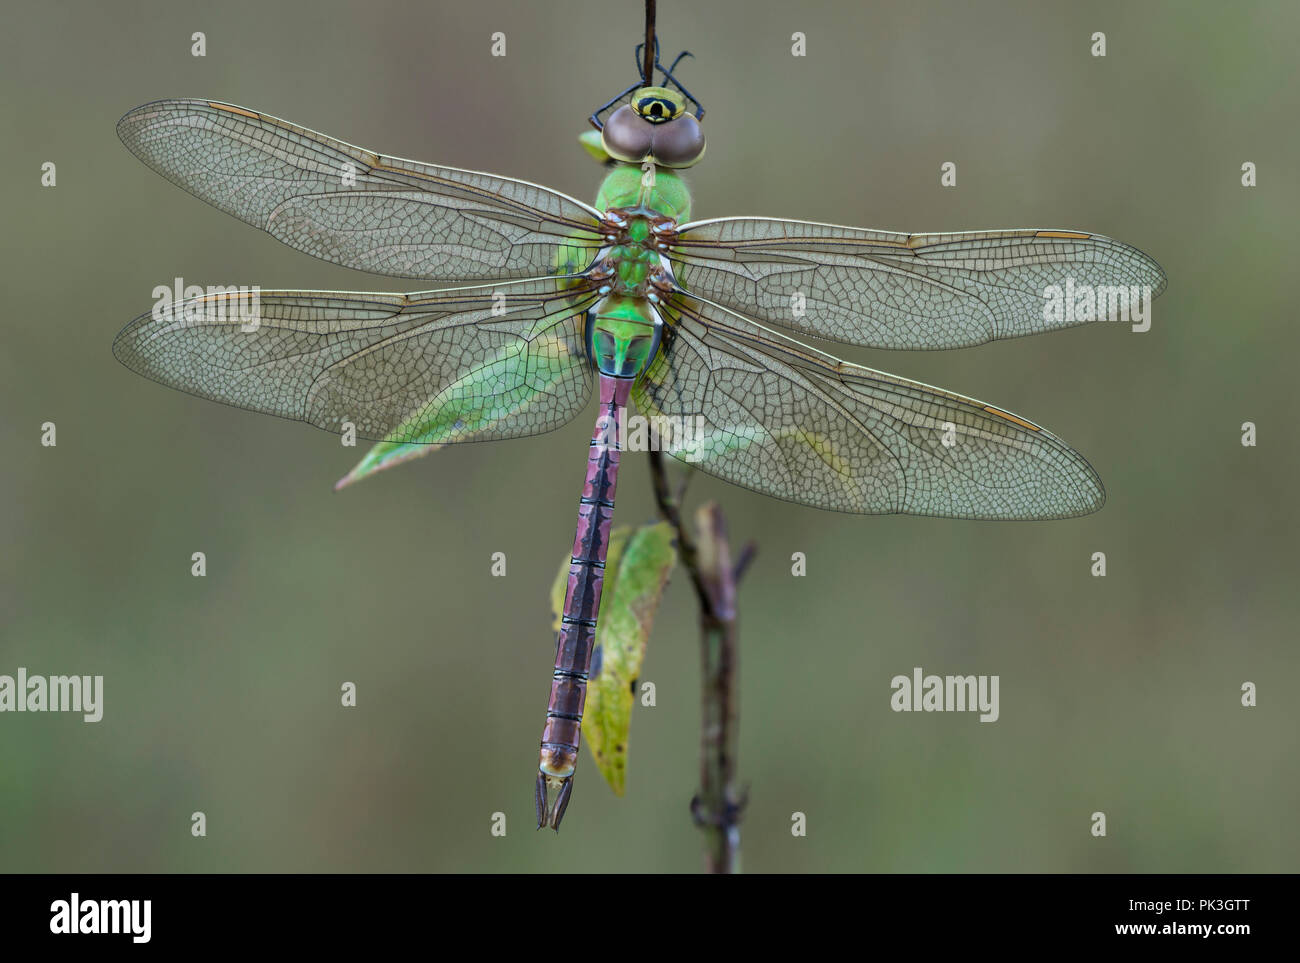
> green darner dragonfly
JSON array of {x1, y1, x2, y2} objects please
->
[{"x1": 113, "y1": 56, "x2": 1165, "y2": 831}]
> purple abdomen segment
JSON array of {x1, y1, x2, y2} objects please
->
[{"x1": 536, "y1": 375, "x2": 631, "y2": 830}]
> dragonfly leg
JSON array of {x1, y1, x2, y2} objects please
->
[
  {"x1": 590, "y1": 38, "x2": 705, "y2": 129},
  {"x1": 656, "y1": 50, "x2": 705, "y2": 121},
  {"x1": 588, "y1": 81, "x2": 642, "y2": 132}
]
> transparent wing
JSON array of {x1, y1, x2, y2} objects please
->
[
  {"x1": 113, "y1": 279, "x2": 599, "y2": 444},
  {"x1": 634, "y1": 293, "x2": 1104, "y2": 518},
  {"x1": 670, "y1": 218, "x2": 1166, "y2": 350},
  {"x1": 117, "y1": 99, "x2": 604, "y2": 281}
]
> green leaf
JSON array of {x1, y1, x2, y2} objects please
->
[{"x1": 548, "y1": 521, "x2": 677, "y2": 794}]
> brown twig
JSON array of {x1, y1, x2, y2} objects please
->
[
  {"x1": 649, "y1": 448, "x2": 749, "y2": 873},
  {"x1": 643, "y1": 0, "x2": 657, "y2": 84},
  {"x1": 649, "y1": 446, "x2": 708, "y2": 608},
  {"x1": 732, "y1": 540, "x2": 758, "y2": 583}
]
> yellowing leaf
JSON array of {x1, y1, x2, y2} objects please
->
[{"x1": 547, "y1": 521, "x2": 677, "y2": 794}]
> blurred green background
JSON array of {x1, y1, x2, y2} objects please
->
[{"x1": 2, "y1": 0, "x2": 1296, "y2": 873}]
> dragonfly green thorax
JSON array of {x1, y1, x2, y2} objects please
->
[
  {"x1": 583, "y1": 194, "x2": 676, "y2": 380},
  {"x1": 582, "y1": 180, "x2": 684, "y2": 380}
]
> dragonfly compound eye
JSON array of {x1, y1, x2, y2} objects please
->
[
  {"x1": 602, "y1": 105, "x2": 654, "y2": 164},
  {"x1": 631, "y1": 86, "x2": 686, "y2": 124},
  {"x1": 602, "y1": 104, "x2": 706, "y2": 169},
  {"x1": 646, "y1": 112, "x2": 705, "y2": 168}
]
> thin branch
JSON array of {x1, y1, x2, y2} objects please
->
[
  {"x1": 691, "y1": 503, "x2": 744, "y2": 873},
  {"x1": 649, "y1": 447, "x2": 709, "y2": 611},
  {"x1": 643, "y1": 0, "x2": 657, "y2": 84},
  {"x1": 648, "y1": 448, "x2": 748, "y2": 873},
  {"x1": 732, "y1": 540, "x2": 758, "y2": 584}
]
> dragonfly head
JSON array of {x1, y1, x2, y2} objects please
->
[
  {"x1": 585, "y1": 295, "x2": 663, "y2": 379},
  {"x1": 602, "y1": 86, "x2": 706, "y2": 169}
]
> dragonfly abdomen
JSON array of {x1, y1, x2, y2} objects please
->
[{"x1": 537, "y1": 375, "x2": 632, "y2": 830}]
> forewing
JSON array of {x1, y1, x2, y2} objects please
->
[
  {"x1": 634, "y1": 293, "x2": 1104, "y2": 518},
  {"x1": 117, "y1": 99, "x2": 603, "y2": 281},
  {"x1": 114, "y1": 279, "x2": 598, "y2": 444},
  {"x1": 671, "y1": 218, "x2": 1166, "y2": 350}
]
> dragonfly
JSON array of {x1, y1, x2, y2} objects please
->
[{"x1": 113, "y1": 56, "x2": 1165, "y2": 831}]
